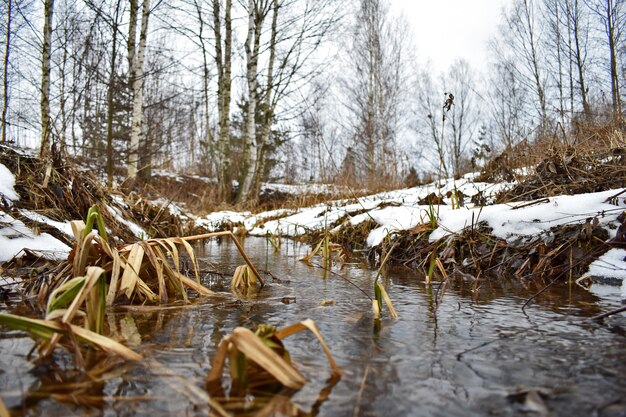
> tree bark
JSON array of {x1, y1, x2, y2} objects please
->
[
  {"x1": 127, "y1": 0, "x2": 150, "y2": 183},
  {"x1": 571, "y1": 0, "x2": 591, "y2": 118},
  {"x1": 522, "y1": 0, "x2": 548, "y2": 130},
  {"x1": 39, "y1": 0, "x2": 55, "y2": 158},
  {"x1": 213, "y1": 0, "x2": 233, "y2": 200},
  {"x1": 606, "y1": 0, "x2": 622, "y2": 124},
  {"x1": 1, "y1": 0, "x2": 11, "y2": 143},
  {"x1": 251, "y1": 0, "x2": 278, "y2": 198},
  {"x1": 106, "y1": 0, "x2": 122, "y2": 187},
  {"x1": 237, "y1": 0, "x2": 265, "y2": 203}
]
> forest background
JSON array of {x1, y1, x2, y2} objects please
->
[{"x1": 1, "y1": 0, "x2": 624, "y2": 205}]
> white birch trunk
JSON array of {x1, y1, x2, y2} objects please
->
[
  {"x1": 237, "y1": 0, "x2": 261, "y2": 203},
  {"x1": 127, "y1": 0, "x2": 150, "y2": 182}
]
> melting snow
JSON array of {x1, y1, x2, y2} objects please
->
[
  {"x1": 0, "y1": 163, "x2": 19, "y2": 202},
  {"x1": 0, "y1": 212, "x2": 70, "y2": 262}
]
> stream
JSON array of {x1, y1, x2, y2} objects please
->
[{"x1": 1, "y1": 236, "x2": 625, "y2": 416}]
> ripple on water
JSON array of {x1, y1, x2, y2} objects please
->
[{"x1": 1, "y1": 237, "x2": 625, "y2": 417}]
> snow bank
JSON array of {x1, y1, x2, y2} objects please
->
[
  {"x1": 0, "y1": 212, "x2": 70, "y2": 262},
  {"x1": 0, "y1": 163, "x2": 19, "y2": 202}
]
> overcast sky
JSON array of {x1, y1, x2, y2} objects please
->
[{"x1": 391, "y1": 0, "x2": 512, "y2": 75}]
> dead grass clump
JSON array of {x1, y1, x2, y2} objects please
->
[
  {"x1": 141, "y1": 171, "x2": 220, "y2": 215},
  {"x1": 0, "y1": 144, "x2": 197, "y2": 244},
  {"x1": 0, "y1": 145, "x2": 133, "y2": 242},
  {"x1": 330, "y1": 219, "x2": 379, "y2": 251},
  {"x1": 206, "y1": 319, "x2": 340, "y2": 397},
  {"x1": 373, "y1": 214, "x2": 616, "y2": 284},
  {"x1": 496, "y1": 146, "x2": 626, "y2": 203}
]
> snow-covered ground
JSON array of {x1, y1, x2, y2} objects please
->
[
  {"x1": 197, "y1": 175, "x2": 626, "y2": 299},
  {"x1": 2, "y1": 159, "x2": 625, "y2": 300},
  {"x1": 0, "y1": 163, "x2": 70, "y2": 262}
]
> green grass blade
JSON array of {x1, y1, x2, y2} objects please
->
[
  {"x1": 46, "y1": 277, "x2": 86, "y2": 315},
  {"x1": 0, "y1": 313, "x2": 142, "y2": 361},
  {"x1": 0, "y1": 313, "x2": 59, "y2": 340}
]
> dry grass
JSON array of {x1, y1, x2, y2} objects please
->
[{"x1": 206, "y1": 319, "x2": 340, "y2": 396}]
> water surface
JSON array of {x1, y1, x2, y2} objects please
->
[{"x1": 1, "y1": 237, "x2": 625, "y2": 416}]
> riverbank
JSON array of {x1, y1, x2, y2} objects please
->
[{"x1": 1, "y1": 143, "x2": 625, "y2": 300}]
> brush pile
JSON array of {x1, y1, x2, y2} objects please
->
[
  {"x1": 0, "y1": 144, "x2": 199, "y2": 247},
  {"x1": 369, "y1": 145, "x2": 626, "y2": 283},
  {"x1": 372, "y1": 216, "x2": 618, "y2": 283},
  {"x1": 495, "y1": 146, "x2": 626, "y2": 203}
]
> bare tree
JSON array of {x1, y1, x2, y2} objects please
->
[
  {"x1": 498, "y1": 0, "x2": 550, "y2": 131},
  {"x1": 341, "y1": 0, "x2": 409, "y2": 185},
  {"x1": 212, "y1": 0, "x2": 232, "y2": 199},
  {"x1": 586, "y1": 0, "x2": 624, "y2": 124},
  {"x1": 415, "y1": 69, "x2": 448, "y2": 177},
  {"x1": 236, "y1": 0, "x2": 271, "y2": 203},
  {"x1": 127, "y1": 0, "x2": 151, "y2": 183},
  {"x1": 236, "y1": 0, "x2": 340, "y2": 203},
  {"x1": 488, "y1": 59, "x2": 528, "y2": 149},
  {"x1": 39, "y1": 0, "x2": 54, "y2": 158},
  {"x1": 447, "y1": 60, "x2": 479, "y2": 177},
  {"x1": 1, "y1": 0, "x2": 12, "y2": 143},
  {"x1": 105, "y1": 0, "x2": 122, "y2": 186},
  {"x1": 544, "y1": 0, "x2": 568, "y2": 125}
]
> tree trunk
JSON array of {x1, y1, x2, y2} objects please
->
[
  {"x1": 251, "y1": 0, "x2": 278, "y2": 198},
  {"x1": 1, "y1": 0, "x2": 11, "y2": 143},
  {"x1": 212, "y1": 0, "x2": 233, "y2": 200},
  {"x1": 237, "y1": 0, "x2": 264, "y2": 204},
  {"x1": 39, "y1": 0, "x2": 55, "y2": 158},
  {"x1": 106, "y1": 0, "x2": 122, "y2": 187},
  {"x1": 193, "y1": 0, "x2": 214, "y2": 179},
  {"x1": 127, "y1": 0, "x2": 150, "y2": 184},
  {"x1": 522, "y1": 0, "x2": 548, "y2": 130},
  {"x1": 569, "y1": 0, "x2": 591, "y2": 118},
  {"x1": 606, "y1": 0, "x2": 622, "y2": 125}
]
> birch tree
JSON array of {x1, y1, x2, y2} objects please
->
[
  {"x1": 236, "y1": 0, "x2": 339, "y2": 203},
  {"x1": 1, "y1": 0, "x2": 12, "y2": 143},
  {"x1": 106, "y1": 0, "x2": 122, "y2": 186},
  {"x1": 236, "y1": 0, "x2": 270, "y2": 203},
  {"x1": 212, "y1": 0, "x2": 232, "y2": 199},
  {"x1": 39, "y1": 0, "x2": 54, "y2": 158},
  {"x1": 342, "y1": 0, "x2": 409, "y2": 185},
  {"x1": 127, "y1": 0, "x2": 151, "y2": 184}
]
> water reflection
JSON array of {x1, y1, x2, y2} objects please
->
[{"x1": 0, "y1": 236, "x2": 625, "y2": 416}]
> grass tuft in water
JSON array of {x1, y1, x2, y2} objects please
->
[{"x1": 206, "y1": 319, "x2": 340, "y2": 396}]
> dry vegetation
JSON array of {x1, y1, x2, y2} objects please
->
[{"x1": 366, "y1": 129, "x2": 626, "y2": 287}]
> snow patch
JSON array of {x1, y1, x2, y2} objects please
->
[
  {"x1": 105, "y1": 205, "x2": 147, "y2": 239},
  {"x1": 587, "y1": 248, "x2": 626, "y2": 300},
  {"x1": 0, "y1": 212, "x2": 70, "y2": 262},
  {"x1": 19, "y1": 209, "x2": 74, "y2": 237},
  {"x1": 0, "y1": 163, "x2": 19, "y2": 202}
]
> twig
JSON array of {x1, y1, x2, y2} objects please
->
[
  {"x1": 177, "y1": 231, "x2": 264, "y2": 288},
  {"x1": 309, "y1": 261, "x2": 372, "y2": 301},
  {"x1": 589, "y1": 305, "x2": 626, "y2": 321},
  {"x1": 604, "y1": 188, "x2": 626, "y2": 203},
  {"x1": 521, "y1": 275, "x2": 561, "y2": 311},
  {"x1": 511, "y1": 198, "x2": 550, "y2": 210}
]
